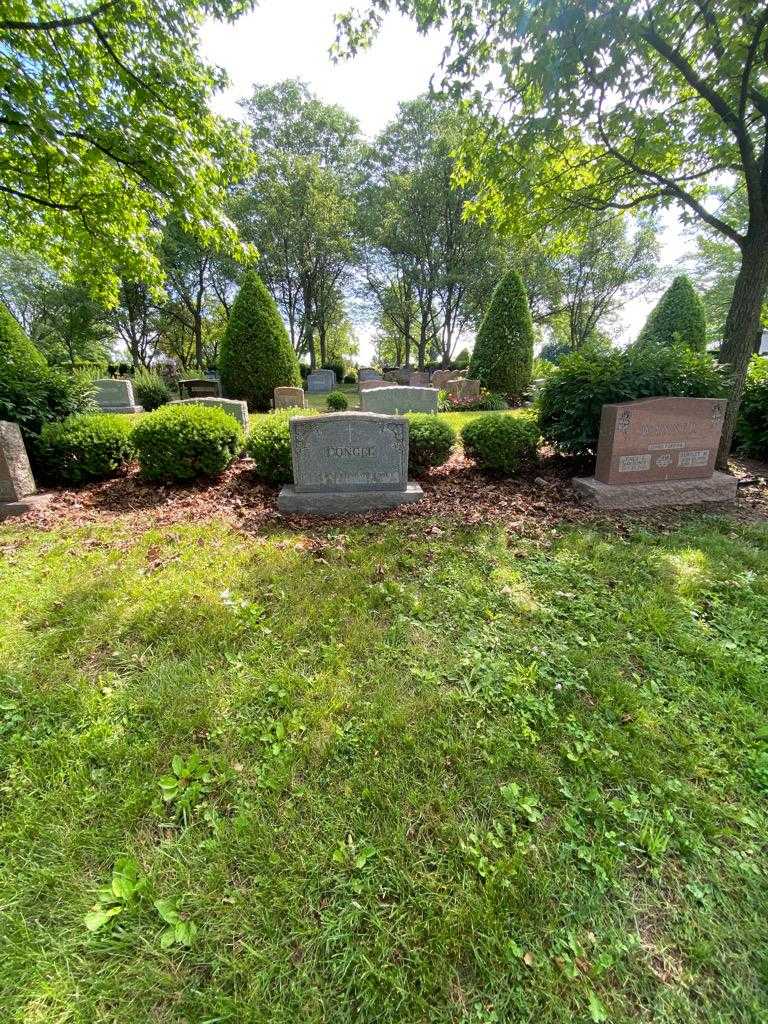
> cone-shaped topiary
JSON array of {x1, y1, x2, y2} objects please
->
[
  {"x1": 220, "y1": 270, "x2": 301, "y2": 411},
  {"x1": 635, "y1": 275, "x2": 707, "y2": 351},
  {"x1": 0, "y1": 301, "x2": 47, "y2": 375},
  {"x1": 469, "y1": 270, "x2": 534, "y2": 402}
]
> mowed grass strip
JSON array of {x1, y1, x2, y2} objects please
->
[{"x1": 0, "y1": 518, "x2": 766, "y2": 1023}]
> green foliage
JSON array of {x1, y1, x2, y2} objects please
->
[
  {"x1": 439, "y1": 390, "x2": 509, "y2": 412},
  {"x1": 469, "y1": 271, "x2": 534, "y2": 401},
  {"x1": 220, "y1": 271, "x2": 301, "y2": 412},
  {"x1": 132, "y1": 370, "x2": 172, "y2": 412},
  {"x1": 154, "y1": 897, "x2": 199, "y2": 949},
  {"x1": 636, "y1": 275, "x2": 707, "y2": 352},
  {"x1": 735, "y1": 356, "x2": 768, "y2": 457},
  {"x1": 406, "y1": 413, "x2": 456, "y2": 472},
  {"x1": 538, "y1": 344, "x2": 730, "y2": 456},
  {"x1": 159, "y1": 752, "x2": 215, "y2": 827},
  {"x1": 461, "y1": 412, "x2": 539, "y2": 475},
  {"x1": 0, "y1": 2, "x2": 255, "y2": 304},
  {"x1": 453, "y1": 347, "x2": 470, "y2": 369},
  {"x1": 84, "y1": 857, "x2": 147, "y2": 933},
  {"x1": 132, "y1": 405, "x2": 243, "y2": 482},
  {"x1": 0, "y1": 303, "x2": 95, "y2": 444},
  {"x1": 326, "y1": 390, "x2": 349, "y2": 411},
  {"x1": 343, "y1": 371, "x2": 358, "y2": 384},
  {"x1": 38, "y1": 414, "x2": 135, "y2": 485},
  {"x1": 246, "y1": 409, "x2": 319, "y2": 485}
]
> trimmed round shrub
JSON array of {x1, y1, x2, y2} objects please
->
[
  {"x1": 461, "y1": 413, "x2": 539, "y2": 475},
  {"x1": 469, "y1": 271, "x2": 534, "y2": 402},
  {"x1": 38, "y1": 413, "x2": 134, "y2": 485},
  {"x1": 406, "y1": 414, "x2": 456, "y2": 472},
  {"x1": 326, "y1": 390, "x2": 348, "y2": 411},
  {"x1": 132, "y1": 404, "x2": 243, "y2": 482},
  {"x1": 343, "y1": 371, "x2": 357, "y2": 384},
  {"x1": 538, "y1": 342, "x2": 730, "y2": 456},
  {"x1": 636, "y1": 275, "x2": 707, "y2": 351},
  {"x1": 132, "y1": 369, "x2": 171, "y2": 411},
  {"x1": 220, "y1": 270, "x2": 301, "y2": 412},
  {"x1": 735, "y1": 355, "x2": 768, "y2": 456},
  {"x1": 246, "y1": 409, "x2": 319, "y2": 485}
]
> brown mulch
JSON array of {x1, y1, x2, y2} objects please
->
[{"x1": 8, "y1": 448, "x2": 768, "y2": 540}]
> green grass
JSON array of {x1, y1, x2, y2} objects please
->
[{"x1": 1, "y1": 517, "x2": 767, "y2": 1023}]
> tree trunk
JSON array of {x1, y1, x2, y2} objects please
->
[{"x1": 716, "y1": 235, "x2": 768, "y2": 469}]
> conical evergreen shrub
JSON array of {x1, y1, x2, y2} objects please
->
[
  {"x1": 0, "y1": 302, "x2": 47, "y2": 375},
  {"x1": 635, "y1": 275, "x2": 707, "y2": 351},
  {"x1": 469, "y1": 270, "x2": 534, "y2": 402},
  {"x1": 220, "y1": 271, "x2": 301, "y2": 411}
]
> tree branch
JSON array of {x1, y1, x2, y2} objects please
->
[
  {"x1": 0, "y1": 183, "x2": 83, "y2": 211},
  {"x1": 0, "y1": 1, "x2": 115, "y2": 31}
]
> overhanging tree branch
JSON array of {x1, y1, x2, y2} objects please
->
[{"x1": 0, "y1": 2, "x2": 115, "y2": 31}]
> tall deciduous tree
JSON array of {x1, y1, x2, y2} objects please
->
[
  {"x1": 339, "y1": 1, "x2": 768, "y2": 465},
  {"x1": 0, "y1": 1, "x2": 256, "y2": 303}
]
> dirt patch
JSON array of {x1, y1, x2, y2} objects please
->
[{"x1": 9, "y1": 449, "x2": 768, "y2": 539}]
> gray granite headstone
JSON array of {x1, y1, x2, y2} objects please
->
[
  {"x1": 0, "y1": 420, "x2": 51, "y2": 518},
  {"x1": 94, "y1": 378, "x2": 143, "y2": 413},
  {"x1": 359, "y1": 386, "x2": 439, "y2": 415},
  {"x1": 274, "y1": 386, "x2": 306, "y2": 409},
  {"x1": 409, "y1": 371, "x2": 431, "y2": 387},
  {"x1": 277, "y1": 412, "x2": 423, "y2": 515},
  {"x1": 170, "y1": 397, "x2": 249, "y2": 432},
  {"x1": 359, "y1": 380, "x2": 394, "y2": 391},
  {"x1": 358, "y1": 367, "x2": 383, "y2": 383},
  {"x1": 307, "y1": 369, "x2": 336, "y2": 393}
]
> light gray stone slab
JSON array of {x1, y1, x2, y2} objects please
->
[
  {"x1": 278, "y1": 482, "x2": 424, "y2": 516},
  {"x1": 274, "y1": 386, "x2": 306, "y2": 409},
  {"x1": 170, "y1": 397, "x2": 249, "y2": 432},
  {"x1": 0, "y1": 420, "x2": 36, "y2": 503},
  {"x1": 359, "y1": 386, "x2": 439, "y2": 415},
  {"x1": 0, "y1": 493, "x2": 52, "y2": 520},
  {"x1": 307, "y1": 369, "x2": 336, "y2": 393},
  {"x1": 358, "y1": 368, "x2": 382, "y2": 382},
  {"x1": 94, "y1": 378, "x2": 143, "y2": 412},
  {"x1": 289, "y1": 412, "x2": 408, "y2": 493},
  {"x1": 572, "y1": 471, "x2": 738, "y2": 510}
]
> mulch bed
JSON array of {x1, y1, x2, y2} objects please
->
[{"x1": 9, "y1": 449, "x2": 768, "y2": 540}]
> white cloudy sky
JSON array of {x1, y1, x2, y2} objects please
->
[{"x1": 200, "y1": 0, "x2": 690, "y2": 360}]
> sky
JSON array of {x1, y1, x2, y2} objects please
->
[{"x1": 200, "y1": 0, "x2": 691, "y2": 362}]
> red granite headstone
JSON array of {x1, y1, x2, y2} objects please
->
[{"x1": 594, "y1": 397, "x2": 727, "y2": 485}]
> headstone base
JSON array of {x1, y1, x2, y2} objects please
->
[
  {"x1": 278, "y1": 482, "x2": 424, "y2": 516},
  {"x1": 101, "y1": 405, "x2": 144, "y2": 414},
  {"x1": 573, "y1": 472, "x2": 738, "y2": 510},
  {"x1": 0, "y1": 493, "x2": 52, "y2": 520}
]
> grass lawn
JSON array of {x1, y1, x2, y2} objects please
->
[{"x1": 1, "y1": 516, "x2": 767, "y2": 1022}]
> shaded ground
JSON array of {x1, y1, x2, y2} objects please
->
[{"x1": 18, "y1": 447, "x2": 768, "y2": 539}]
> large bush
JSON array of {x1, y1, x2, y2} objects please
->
[
  {"x1": 538, "y1": 343, "x2": 730, "y2": 456},
  {"x1": 469, "y1": 271, "x2": 534, "y2": 402},
  {"x1": 132, "y1": 404, "x2": 243, "y2": 482},
  {"x1": 38, "y1": 413, "x2": 135, "y2": 485},
  {"x1": 0, "y1": 302, "x2": 94, "y2": 445},
  {"x1": 133, "y1": 369, "x2": 171, "y2": 411},
  {"x1": 635, "y1": 275, "x2": 707, "y2": 351},
  {"x1": 735, "y1": 356, "x2": 768, "y2": 457},
  {"x1": 406, "y1": 414, "x2": 456, "y2": 472},
  {"x1": 219, "y1": 271, "x2": 301, "y2": 412},
  {"x1": 461, "y1": 413, "x2": 539, "y2": 475},
  {"x1": 246, "y1": 409, "x2": 318, "y2": 485}
]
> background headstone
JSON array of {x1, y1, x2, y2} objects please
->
[
  {"x1": 446, "y1": 378, "x2": 481, "y2": 400},
  {"x1": 360, "y1": 386, "x2": 439, "y2": 415},
  {"x1": 170, "y1": 397, "x2": 250, "y2": 432},
  {"x1": 408, "y1": 371, "x2": 431, "y2": 387},
  {"x1": 278, "y1": 412, "x2": 423, "y2": 514},
  {"x1": 94, "y1": 378, "x2": 143, "y2": 413},
  {"x1": 359, "y1": 379, "x2": 394, "y2": 391},
  {"x1": 307, "y1": 369, "x2": 336, "y2": 393},
  {"x1": 431, "y1": 369, "x2": 465, "y2": 389},
  {"x1": 574, "y1": 396, "x2": 737, "y2": 509},
  {"x1": 358, "y1": 368, "x2": 382, "y2": 383},
  {"x1": 274, "y1": 386, "x2": 306, "y2": 409}
]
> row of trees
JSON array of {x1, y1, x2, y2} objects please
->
[{"x1": 1, "y1": 78, "x2": 670, "y2": 376}]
